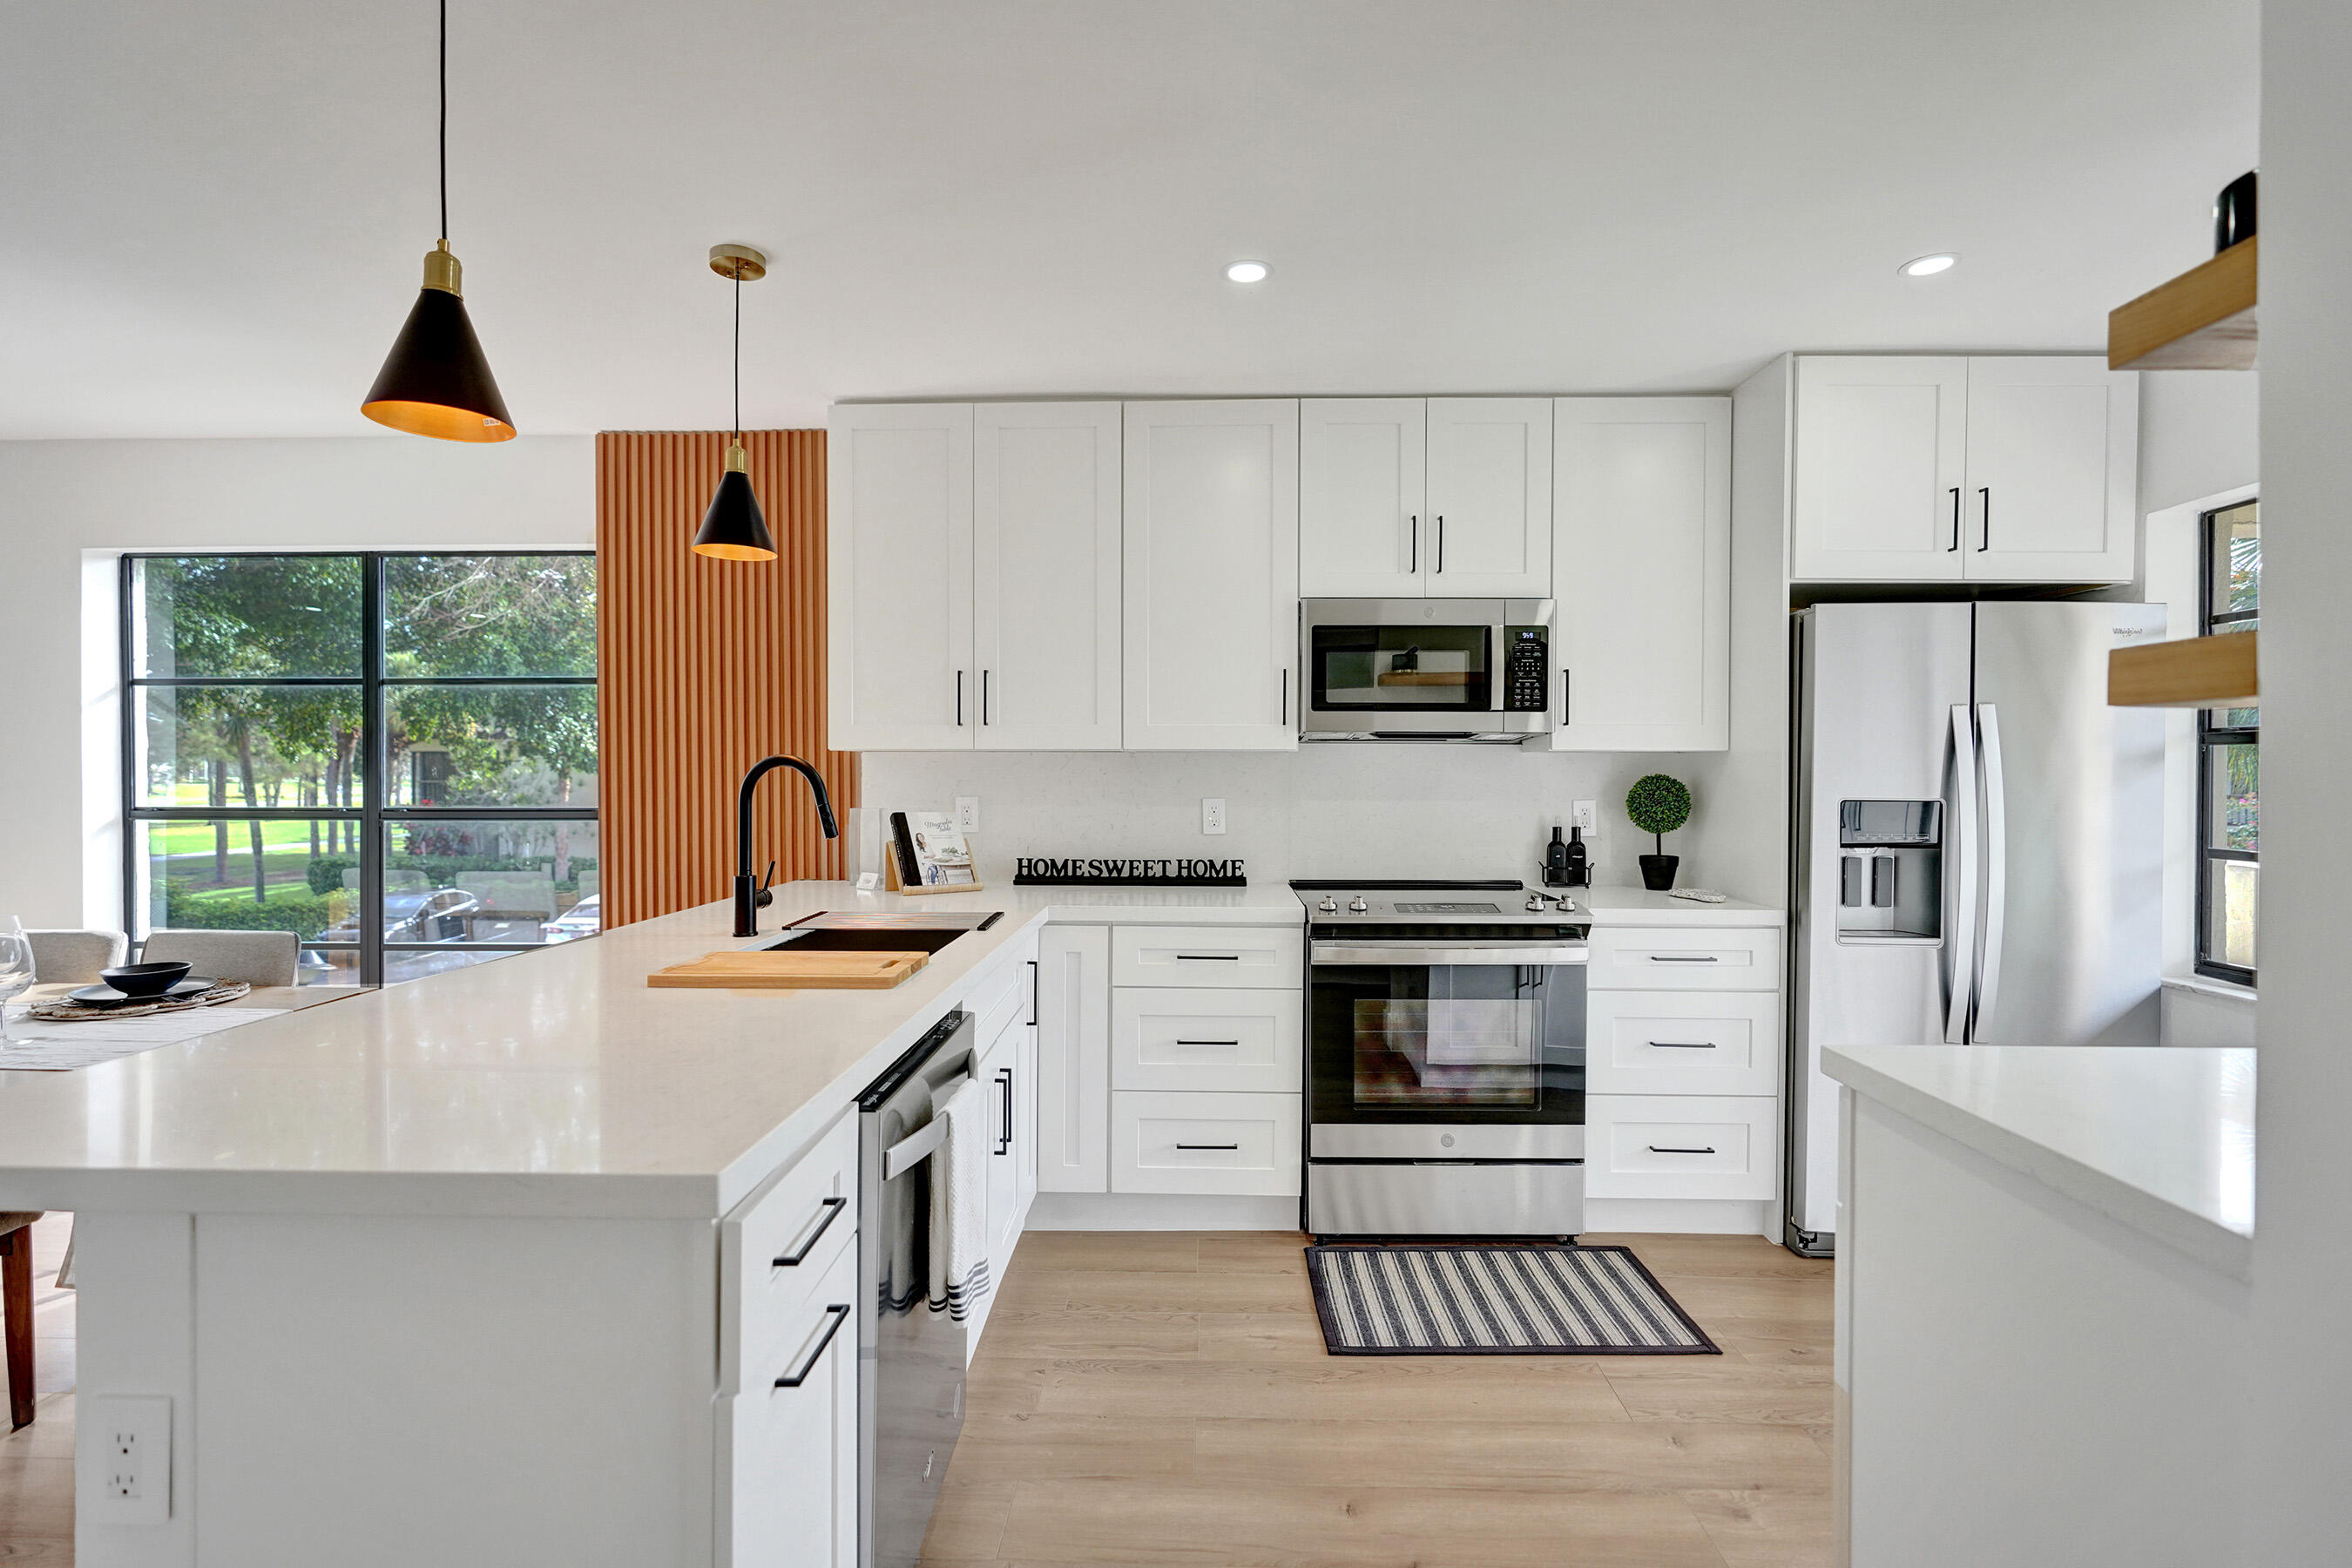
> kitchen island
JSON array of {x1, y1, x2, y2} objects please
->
[
  {"x1": 0, "y1": 880, "x2": 1299, "y2": 1568},
  {"x1": 1825, "y1": 1044, "x2": 2254, "y2": 1567}
]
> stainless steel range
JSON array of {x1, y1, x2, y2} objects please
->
[{"x1": 1292, "y1": 880, "x2": 1588, "y2": 1238}]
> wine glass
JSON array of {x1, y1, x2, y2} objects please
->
[{"x1": 0, "y1": 919, "x2": 33, "y2": 1041}]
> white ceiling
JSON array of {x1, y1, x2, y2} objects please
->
[{"x1": 3, "y1": 0, "x2": 2258, "y2": 440}]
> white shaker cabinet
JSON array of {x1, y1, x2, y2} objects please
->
[
  {"x1": 828, "y1": 402, "x2": 977, "y2": 750},
  {"x1": 1299, "y1": 398, "x2": 1427, "y2": 596},
  {"x1": 1788, "y1": 356, "x2": 2136, "y2": 585},
  {"x1": 1299, "y1": 397, "x2": 1551, "y2": 598},
  {"x1": 1034, "y1": 924, "x2": 1112, "y2": 1192},
  {"x1": 1551, "y1": 396, "x2": 1730, "y2": 751},
  {"x1": 975, "y1": 402, "x2": 1124, "y2": 749},
  {"x1": 1423, "y1": 397, "x2": 1553, "y2": 596},
  {"x1": 1121, "y1": 400, "x2": 1301, "y2": 749}
]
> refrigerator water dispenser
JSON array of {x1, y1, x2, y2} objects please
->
[{"x1": 1836, "y1": 800, "x2": 1943, "y2": 942}]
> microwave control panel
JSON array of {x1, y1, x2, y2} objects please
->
[{"x1": 1504, "y1": 625, "x2": 1550, "y2": 712}]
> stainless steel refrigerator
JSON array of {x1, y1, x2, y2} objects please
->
[{"x1": 1785, "y1": 601, "x2": 2166, "y2": 1254}]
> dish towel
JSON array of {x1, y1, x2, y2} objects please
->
[{"x1": 927, "y1": 1073, "x2": 991, "y2": 1320}]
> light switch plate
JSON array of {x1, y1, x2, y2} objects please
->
[
  {"x1": 85, "y1": 1395, "x2": 171, "y2": 1524},
  {"x1": 1571, "y1": 801, "x2": 1598, "y2": 832},
  {"x1": 956, "y1": 796, "x2": 981, "y2": 835},
  {"x1": 1201, "y1": 798, "x2": 1227, "y2": 835}
]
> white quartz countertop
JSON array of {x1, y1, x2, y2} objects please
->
[
  {"x1": 1571, "y1": 886, "x2": 1783, "y2": 926},
  {"x1": 0, "y1": 881, "x2": 1301, "y2": 1220},
  {"x1": 1825, "y1": 1044, "x2": 2255, "y2": 1277}
]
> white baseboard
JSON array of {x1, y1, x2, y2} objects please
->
[
  {"x1": 1581, "y1": 1198, "x2": 1771, "y2": 1237},
  {"x1": 1025, "y1": 1193, "x2": 1300, "y2": 1232}
]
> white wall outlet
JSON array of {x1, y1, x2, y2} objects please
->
[
  {"x1": 86, "y1": 1395, "x2": 171, "y2": 1524},
  {"x1": 956, "y1": 796, "x2": 981, "y2": 835},
  {"x1": 1201, "y1": 797, "x2": 1227, "y2": 835},
  {"x1": 1571, "y1": 800, "x2": 1598, "y2": 832}
]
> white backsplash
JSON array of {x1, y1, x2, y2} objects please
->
[{"x1": 859, "y1": 747, "x2": 1726, "y2": 890}]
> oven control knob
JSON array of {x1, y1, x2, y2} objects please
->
[
  {"x1": 1526, "y1": 895, "x2": 1544, "y2": 912},
  {"x1": 1441, "y1": 1133, "x2": 1456, "y2": 1148},
  {"x1": 1318, "y1": 896, "x2": 1338, "y2": 914},
  {"x1": 1348, "y1": 896, "x2": 1369, "y2": 914}
]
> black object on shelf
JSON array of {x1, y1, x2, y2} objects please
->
[
  {"x1": 2215, "y1": 171, "x2": 2257, "y2": 253},
  {"x1": 1639, "y1": 854, "x2": 1680, "y2": 892},
  {"x1": 1542, "y1": 825, "x2": 1591, "y2": 889},
  {"x1": 1017, "y1": 856, "x2": 1246, "y2": 887}
]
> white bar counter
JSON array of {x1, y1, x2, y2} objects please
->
[{"x1": 1824, "y1": 1044, "x2": 2253, "y2": 1567}]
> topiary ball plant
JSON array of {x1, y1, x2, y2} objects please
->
[{"x1": 1625, "y1": 774, "x2": 1693, "y2": 890}]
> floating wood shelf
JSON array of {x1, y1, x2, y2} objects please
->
[
  {"x1": 2108, "y1": 236, "x2": 2257, "y2": 371},
  {"x1": 2108, "y1": 632, "x2": 2258, "y2": 707}
]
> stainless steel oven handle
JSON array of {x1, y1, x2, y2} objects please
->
[{"x1": 1309, "y1": 943, "x2": 1589, "y2": 966}]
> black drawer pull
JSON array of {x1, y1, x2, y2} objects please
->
[
  {"x1": 1173, "y1": 1038, "x2": 1242, "y2": 1047},
  {"x1": 1647, "y1": 955, "x2": 1720, "y2": 963},
  {"x1": 1647, "y1": 1041, "x2": 1718, "y2": 1050},
  {"x1": 774, "y1": 1303, "x2": 853, "y2": 1389},
  {"x1": 1647, "y1": 1145, "x2": 1718, "y2": 1155},
  {"x1": 1174, "y1": 953, "x2": 1240, "y2": 962},
  {"x1": 1176, "y1": 1142, "x2": 1240, "y2": 1152},
  {"x1": 772, "y1": 1196, "x2": 848, "y2": 1267},
  {"x1": 994, "y1": 1067, "x2": 1013, "y2": 1157}
]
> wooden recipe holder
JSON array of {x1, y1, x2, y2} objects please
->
[{"x1": 885, "y1": 837, "x2": 983, "y2": 897}]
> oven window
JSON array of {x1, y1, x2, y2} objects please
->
[
  {"x1": 1310, "y1": 624, "x2": 1491, "y2": 711},
  {"x1": 1311, "y1": 961, "x2": 1583, "y2": 1124}
]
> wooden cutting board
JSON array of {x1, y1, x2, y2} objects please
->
[{"x1": 646, "y1": 950, "x2": 930, "y2": 990}]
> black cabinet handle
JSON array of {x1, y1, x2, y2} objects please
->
[
  {"x1": 1647, "y1": 955, "x2": 1720, "y2": 963},
  {"x1": 982, "y1": 669, "x2": 991, "y2": 726},
  {"x1": 772, "y1": 1195, "x2": 848, "y2": 1267},
  {"x1": 1281, "y1": 667, "x2": 1289, "y2": 726},
  {"x1": 1648, "y1": 1145, "x2": 1718, "y2": 1155},
  {"x1": 774, "y1": 1303, "x2": 853, "y2": 1389},
  {"x1": 1409, "y1": 515, "x2": 1419, "y2": 574},
  {"x1": 1562, "y1": 668, "x2": 1571, "y2": 726},
  {"x1": 1028, "y1": 958, "x2": 1038, "y2": 1026},
  {"x1": 1647, "y1": 1041, "x2": 1718, "y2": 1050},
  {"x1": 1977, "y1": 488, "x2": 1991, "y2": 552},
  {"x1": 1176, "y1": 1143, "x2": 1240, "y2": 1152},
  {"x1": 1175, "y1": 953, "x2": 1240, "y2": 962},
  {"x1": 1948, "y1": 487, "x2": 1961, "y2": 552},
  {"x1": 955, "y1": 670, "x2": 964, "y2": 726},
  {"x1": 1174, "y1": 1039, "x2": 1242, "y2": 1047},
  {"x1": 1434, "y1": 514, "x2": 1444, "y2": 573}
]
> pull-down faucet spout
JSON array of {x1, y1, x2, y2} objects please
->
[{"x1": 733, "y1": 755, "x2": 840, "y2": 936}]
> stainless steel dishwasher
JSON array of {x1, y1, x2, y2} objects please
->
[{"x1": 857, "y1": 1008, "x2": 977, "y2": 1568}]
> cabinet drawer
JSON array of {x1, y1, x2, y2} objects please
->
[
  {"x1": 1113, "y1": 925, "x2": 1302, "y2": 989},
  {"x1": 1110, "y1": 1091, "x2": 1301, "y2": 1196},
  {"x1": 1587, "y1": 925, "x2": 1781, "y2": 991},
  {"x1": 1112, "y1": 988, "x2": 1301, "y2": 1093},
  {"x1": 720, "y1": 1238, "x2": 858, "y2": 1568},
  {"x1": 722, "y1": 1109, "x2": 858, "y2": 1389},
  {"x1": 1585, "y1": 1095, "x2": 1778, "y2": 1200},
  {"x1": 970, "y1": 941, "x2": 1036, "y2": 1048},
  {"x1": 1586, "y1": 991, "x2": 1781, "y2": 1097}
]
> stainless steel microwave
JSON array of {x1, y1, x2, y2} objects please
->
[{"x1": 1298, "y1": 598, "x2": 1553, "y2": 741}]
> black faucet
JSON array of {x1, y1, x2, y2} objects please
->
[{"x1": 733, "y1": 755, "x2": 840, "y2": 936}]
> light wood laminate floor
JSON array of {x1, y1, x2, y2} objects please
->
[{"x1": 922, "y1": 1231, "x2": 1834, "y2": 1568}]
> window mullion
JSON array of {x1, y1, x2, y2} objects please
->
[{"x1": 362, "y1": 554, "x2": 386, "y2": 988}]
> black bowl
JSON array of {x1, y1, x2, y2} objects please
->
[{"x1": 100, "y1": 961, "x2": 193, "y2": 998}]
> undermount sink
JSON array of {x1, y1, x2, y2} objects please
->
[{"x1": 762, "y1": 909, "x2": 1002, "y2": 956}]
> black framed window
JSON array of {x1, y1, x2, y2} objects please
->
[
  {"x1": 121, "y1": 553, "x2": 598, "y2": 987},
  {"x1": 2196, "y1": 500, "x2": 2258, "y2": 986}
]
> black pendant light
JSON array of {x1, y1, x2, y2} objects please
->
[
  {"x1": 361, "y1": 0, "x2": 516, "y2": 442},
  {"x1": 693, "y1": 244, "x2": 777, "y2": 562}
]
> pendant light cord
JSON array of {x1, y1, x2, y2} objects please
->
[
  {"x1": 733, "y1": 270, "x2": 742, "y2": 443},
  {"x1": 437, "y1": 0, "x2": 449, "y2": 243}
]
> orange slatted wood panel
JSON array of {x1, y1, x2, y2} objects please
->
[{"x1": 596, "y1": 429, "x2": 855, "y2": 928}]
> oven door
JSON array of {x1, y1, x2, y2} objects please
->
[{"x1": 1308, "y1": 942, "x2": 1585, "y2": 1159}]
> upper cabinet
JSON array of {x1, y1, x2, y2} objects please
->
[
  {"x1": 975, "y1": 403, "x2": 1124, "y2": 750},
  {"x1": 1551, "y1": 397, "x2": 1731, "y2": 751},
  {"x1": 1299, "y1": 397, "x2": 1551, "y2": 598},
  {"x1": 829, "y1": 402, "x2": 1121, "y2": 752},
  {"x1": 828, "y1": 403, "x2": 975, "y2": 751},
  {"x1": 1788, "y1": 356, "x2": 2137, "y2": 585},
  {"x1": 1123, "y1": 401, "x2": 1301, "y2": 750}
]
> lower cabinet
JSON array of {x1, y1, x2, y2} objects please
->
[
  {"x1": 1584, "y1": 1094, "x2": 1779, "y2": 1200},
  {"x1": 1036, "y1": 925, "x2": 1112, "y2": 1193},
  {"x1": 719, "y1": 1238, "x2": 858, "y2": 1568},
  {"x1": 1111, "y1": 1090, "x2": 1302, "y2": 1196}
]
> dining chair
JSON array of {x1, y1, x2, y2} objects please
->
[
  {"x1": 139, "y1": 929, "x2": 301, "y2": 988},
  {"x1": 24, "y1": 929, "x2": 127, "y2": 984},
  {"x1": 1, "y1": 1211, "x2": 40, "y2": 1429}
]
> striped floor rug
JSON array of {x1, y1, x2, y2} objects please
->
[{"x1": 1304, "y1": 1243, "x2": 1719, "y2": 1355}]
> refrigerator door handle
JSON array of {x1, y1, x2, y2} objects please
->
[
  {"x1": 1974, "y1": 702, "x2": 2009, "y2": 1039},
  {"x1": 1945, "y1": 704, "x2": 1980, "y2": 1044}
]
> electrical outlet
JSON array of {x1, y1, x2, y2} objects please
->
[
  {"x1": 1571, "y1": 800, "x2": 1598, "y2": 832},
  {"x1": 1201, "y1": 797, "x2": 1227, "y2": 835},
  {"x1": 956, "y1": 796, "x2": 981, "y2": 835},
  {"x1": 85, "y1": 1396, "x2": 171, "y2": 1524}
]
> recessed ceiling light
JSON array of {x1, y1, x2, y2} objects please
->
[
  {"x1": 1901, "y1": 253, "x2": 1958, "y2": 277},
  {"x1": 1225, "y1": 260, "x2": 1269, "y2": 283}
]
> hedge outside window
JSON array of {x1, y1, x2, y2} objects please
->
[{"x1": 123, "y1": 553, "x2": 598, "y2": 987}]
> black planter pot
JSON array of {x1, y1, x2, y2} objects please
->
[{"x1": 1639, "y1": 854, "x2": 1680, "y2": 891}]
